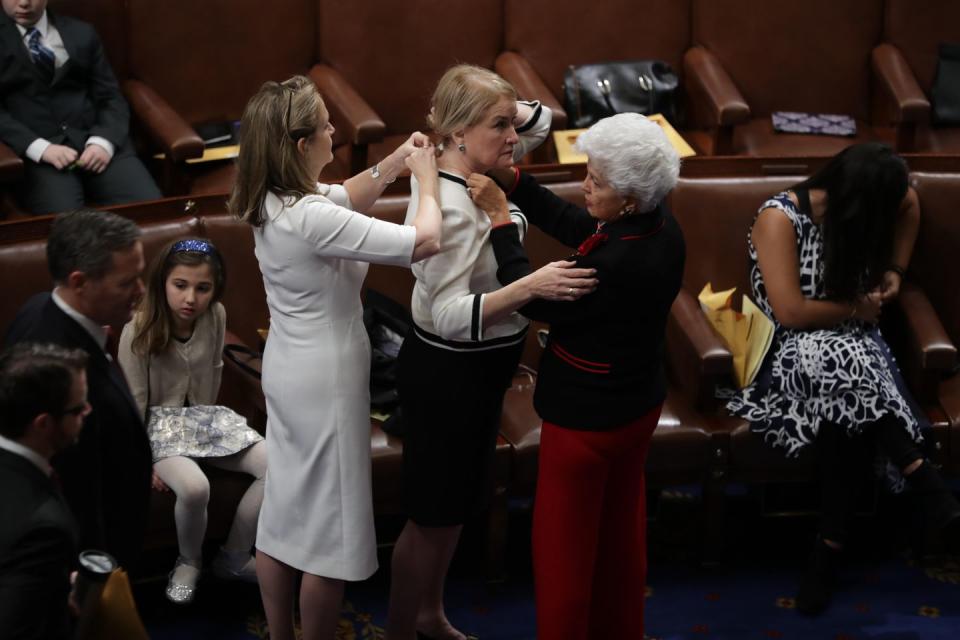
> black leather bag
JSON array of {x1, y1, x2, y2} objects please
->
[
  {"x1": 562, "y1": 60, "x2": 680, "y2": 129},
  {"x1": 362, "y1": 289, "x2": 411, "y2": 415},
  {"x1": 932, "y1": 42, "x2": 960, "y2": 125}
]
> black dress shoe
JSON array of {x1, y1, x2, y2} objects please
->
[
  {"x1": 796, "y1": 538, "x2": 841, "y2": 616},
  {"x1": 907, "y1": 461, "x2": 960, "y2": 545}
]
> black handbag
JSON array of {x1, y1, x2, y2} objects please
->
[
  {"x1": 362, "y1": 289, "x2": 412, "y2": 416},
  {"x1": 562, "y1": 60, "x2": 680, "y2": 129},
  {"x1": 932, "y1": 42, "x2": 960, "y2": 125}
]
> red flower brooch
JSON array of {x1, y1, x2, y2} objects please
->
[{"x1": 576, "y1": 232, "x2": 608, "y2": 256}]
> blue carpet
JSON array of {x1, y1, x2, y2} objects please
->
[
  {"x1": 139, "y1": 495, "x2": 960, "y2": 639},
  {"x1": 140, "y1": 554, "x2": 959, "y2": 639}
]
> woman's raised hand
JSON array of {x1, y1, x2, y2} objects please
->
[
  {"x1": 527, "y1": 260, "x2": 598, "y2": 301},
  {"x1": 399, "y1": 131, "x2": 433, "y2": 157},
  {"x1": 405, "y1": 146, "x2": 437, "y2": 181},
  {"x1": 467, "y1": 173, "x2": 510, "y2": 224}
]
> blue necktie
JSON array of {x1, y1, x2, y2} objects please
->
[{"x1": 26, "y1": 27, "x2": 55, "y2": 84}]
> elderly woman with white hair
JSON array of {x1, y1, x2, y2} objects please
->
[{"x1": 469, "y1": 112, "x2": 686, "y2": 639}]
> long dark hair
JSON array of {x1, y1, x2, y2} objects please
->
[
  {"x1": 793, "y1": 143, "x2": 908, "y2": 301},
  {"x1": 130, "y1": 238, "x2": 226, "y2": 356}
]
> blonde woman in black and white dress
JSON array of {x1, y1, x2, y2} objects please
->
[{"x1": 385, "y1": 65, "x2": 597, "y2": 640}]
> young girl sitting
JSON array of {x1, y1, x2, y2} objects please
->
[{"x1": 118, "y1": 237, "x2": 266, "y2": 604}]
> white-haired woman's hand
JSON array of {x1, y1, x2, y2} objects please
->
[
  {"x1": 467, "y1": 173, "x2": 510, "y2": 225},
  {"x1": 525, "y1": 260, "x2": 598, "y2": 301}
]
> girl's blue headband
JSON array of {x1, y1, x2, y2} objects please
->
[{"x1": 171, "y1": 239, "x2": 216, "y2": 255}]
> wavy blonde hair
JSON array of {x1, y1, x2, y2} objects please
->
[{"x1": 228, "y1": 75, "x2": 326, "y2": 226}]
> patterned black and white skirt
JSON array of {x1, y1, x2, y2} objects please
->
[{"x1": 725, "y1": 323, "x2": 927, "y2": 490}]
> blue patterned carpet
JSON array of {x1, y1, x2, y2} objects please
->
[{"x1": 138, "y1": 492, "x2": 960, "y2": 639}]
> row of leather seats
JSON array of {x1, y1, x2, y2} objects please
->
[
  {"x1": 2, "y1": 0, "x2": 959, "y2": 206},
  {"x1": 2, "y1": 167, "x2": 957, "y2": 571}
]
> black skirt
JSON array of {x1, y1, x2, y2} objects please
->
[{"x1": 398, "y1": 327, "x2": 524, "y2": 526}]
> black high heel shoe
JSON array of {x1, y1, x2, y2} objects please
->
[
  {"x1": 907, "y1": 461, "x2": 960, "y2": 551},
  {"x1": 795, "y1": 537, "x2": 841, "y2": 616}
]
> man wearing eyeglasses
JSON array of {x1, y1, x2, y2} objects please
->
[
  {"x1": 0, "y1": 342, "x2": 88, "y2": 640},
  {"x1": 5, "y1": 209, "x2": 152, "y2": 573}
]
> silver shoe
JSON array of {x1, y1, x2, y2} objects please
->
[{"x1": 165, "y1": 559, "x2": 200, "y2": 604}]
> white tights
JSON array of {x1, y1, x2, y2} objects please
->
[{"x1": 153, "y1": 441, "x2": 267, "y2": 565}]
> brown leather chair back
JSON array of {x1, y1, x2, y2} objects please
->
[
  {"x1": 692, "y1": 0, "x2": 883, "y2": 120},
  {"x1": 0, "y1": 217, "x2": 200, "y2": 339},
  {"x1": 909, "y1": 172, "x2": 960, "y2": 347},
  {"x1": 363, "y1": 197, "x2": 417, "y2": 311},
  {"x1": 669, "y1": 176, "x2": 799, "y2": 296},
  {"x1": 51, "y1": 0, "x2": 127, "y2": 78},
  {"x1": 884, "y1": 0, "x2": 960, "y2": 94},
  {"x1": 126, "y1": 0, "x2": 316, "y2": 127},
  {"x1": 138, "y1": 218, "x2": 204, "y2": 266},
  {"x1": 0, "y1": 238, "x2": 50, "y2": 338},
  {"x1": 504, "y1": 0, "x2": 691, "y2": 101},
  {"x1": 199, "y1": 215, "x2": 268, "y2": 348},
  {"x1": 317, "y1": 0, "x2": 504, "y2": 136}
]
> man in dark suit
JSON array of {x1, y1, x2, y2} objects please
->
[
  {"x1": 0, "y1": 0, "x2": 161, "y2": 214},
  {"x1": 5, "y1": 209, "x2": 152, "y2": 572},
  {"x1": 0, "y1": 342, "x2": 88, "y2": 640}
]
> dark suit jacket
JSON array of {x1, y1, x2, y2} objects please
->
[
  {"x1": 0, "y1": 10, "x2": 129, "y2": 156},
  {"x1": 4, "y1": 293, "x2": 151, "y2": 571},
  {"x1": 0, "y1": 449, "x2": 78, "y2": 640},
  {"x1": 490, "y1": 172, "x2": 686, "y2": 430}
]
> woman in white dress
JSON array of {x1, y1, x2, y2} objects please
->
[{"x1": 228, "y1": 75, "x2": 443, "y2": 640}]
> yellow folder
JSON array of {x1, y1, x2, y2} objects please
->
[
  {"x1": 553, "y1": 113, "x2": 696, "y2": 164},
  {"x1": 698, "y1": 283, "x2": 775, "y2": 388}
]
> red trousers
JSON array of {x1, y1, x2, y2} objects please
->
[{"x1": 532, "y1": 405, "x2": 661, "y2": 640}]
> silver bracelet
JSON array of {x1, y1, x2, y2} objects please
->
[{"x1": 370, "y1": 163, "x2": 397, "y2": 184}]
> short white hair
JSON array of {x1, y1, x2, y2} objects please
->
[{"x1": 575, "y1": 113, "x2": 680, "y2": 212}]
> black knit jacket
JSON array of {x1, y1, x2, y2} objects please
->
[{"x1": 490, "y1": 172, "x2": 686, "y2": 430}]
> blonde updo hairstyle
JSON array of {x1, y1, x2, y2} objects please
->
[{"x1": 427, "y1": 64, "x2": 517, "y2": 153}]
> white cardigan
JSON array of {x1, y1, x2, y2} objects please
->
[{"x1": 405, "y1": 101, "x2": 551, "y2": 351}]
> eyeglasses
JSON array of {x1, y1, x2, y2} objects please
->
[{"x1": 58, "y1": 401, "x2": 91, "y2": 418}]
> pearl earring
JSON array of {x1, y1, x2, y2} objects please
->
[{"x1": 457, "y1": 142, "x2": 466, "y2": 153}]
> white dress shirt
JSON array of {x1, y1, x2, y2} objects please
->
[{"x1": 51, "y1": 288, "x2": 110, "y2": 356}]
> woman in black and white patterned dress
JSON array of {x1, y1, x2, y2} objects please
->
[{"x1": 726, "y1": 143, "x2": 959, "y2": 615}]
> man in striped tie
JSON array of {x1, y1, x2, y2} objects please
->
[{"x1": 0, "y1": 0, "x2": 161, "y2": 215}]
